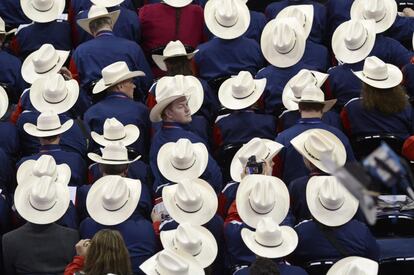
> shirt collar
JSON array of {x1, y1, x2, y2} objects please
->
[
  {"x1": 96, "y1": 30, "x2": 114, "y2": 37},
  {"x1": 105, "y1": 91, "x2": 130, "y2": 100},
  {"x1": 40, "y1": 144, "x2": 62, "y2": 152},
  {"x1": 297, "y1": 117, "x2": 323, "y2": 124}
]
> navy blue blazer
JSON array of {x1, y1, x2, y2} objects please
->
[
  {"x1": 278, "y1": 110, "x2": 343, "y2": 133},
  {"x1": 234, "y1": 263, "x2": 308, "y2": 275},
  {"x1": 0, "y1": 50, "x2": 27, "y2": 103},
  {"x1": 0, "y1": 0, "x2": 30, "y2": 28}
]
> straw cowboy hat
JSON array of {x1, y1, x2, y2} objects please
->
[
  {"x1": 152, "y1": 40, "x2": 199, "y2": 71},
  {"x1": 241, "y1": 217, "x2": 298, "y2": 259},
  {"x1": 275, "y1": 5, "x2": 314, "y2": 39},
  {"x1": 91, "y1": 118, "x2": 140, "y2": 147},
  {"x1": 14, "y1": 175, "x2": 70, "y2": 224},
  {"x1": 151, "y1": 75, "x2": 204, "y2": 122},
  {"x1": 86, "y1": 175, "x2": 141, "y2": 226},
  {"x1": 218, "y1": 71, "x2": 267, "y2": 110},
  {"x1": 351, "y1": 0, "x2": 397, "y2": 33},
  {"x1": 77, "y1": 5, "x2": 120, "y2": 36},
  {"x1": 0, "y1": 17, "x2": 16, "y2": 35},
  {"x1": 230, "y1": 137, "x2": 284, "y2": 182},
  {"x1": 0, "y1": 86, "x2": 9, "y2": 120},
  {"x1": 162, "y1": 178, "x2": 218, "y2": 225},
  {"x1": 90, "y1": 0, "x2": 125, "y2": 8},
  {"x1": 17, "y1": 155, "x2": 71, "y2": 186},
  {"x1": 24, "y1": 111, "x2": 73, "y2": 138},
  {"x1": 290, "y1": 128, "x2": 346, "y2": 173},
  {"x1": 293, "y1": 84, "x2": 337, "y2": 113},
  {"x1": 282, "y1": 69, "x2": 329, "y2": 111},
  {"x1": 93, "y1": 61, "x2": 145, "y2": 94},
  {"x1": 88, "y1": 142, "x2": 141, "y2": 165},
  {"x1": 327, "y1": 256, "x2": 379, "y2": 275},
  {"x1": 236, "y1": 175, "x2": 290, "y2": 228},
  {"x1": 332, "y1": 19, "x2": 376, "y2": 64},
  {"x1": 22, "y1": 44, "x2": 70, "y2": 84},
  {"x1": 30, "y1": 73, "x2": 79, "y2": 114},
  {"x1": 163, "y1": 0, "x2": 193, "y2": 8},
  {"x1": 140, "y1": 248, "x2": 204, "y2": 275},
  {"x1": 204, "y1": 0, "x2": 250, "y2": 39},
  {"x1": 352, "y1": 56, "x2": 402, "y2": 89},
  {"x1": 20, "y1": 0, "x2": 65, "y2": 23},
  {"x1": 160, "y1": 223, "x2": 218, "y2": 268},
  {"x1": 306, "y1": 176, "x2": 359, "y2": 227},
  {"x1": 261, "y1": 17, "x2": 306, "y2": 68}
]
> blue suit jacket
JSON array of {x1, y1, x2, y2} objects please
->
[
  {"x1": 0, "y1": 0, "x2": 30, "y2": 28},
  {"x1": 0, "y1": 50, "x2": 27, "y2": 103},
  {"x1": 234, "y1": 263, "x2": 308, "y2": 275},
  {"x1": 279, "y1": 110, "x2": 343, "y2": 132}
]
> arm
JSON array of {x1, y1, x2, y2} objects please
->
[{"x1": 64, "y1": 256, "x2": 85, "y2": 275}]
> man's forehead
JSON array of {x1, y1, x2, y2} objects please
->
[{"x1": 171, "y1": 96, "x2": 188, "y2": 105}]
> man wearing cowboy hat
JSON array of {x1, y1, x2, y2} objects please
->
[{"x1": 70, "y1": 4, "x2": 153, "y2": 100}]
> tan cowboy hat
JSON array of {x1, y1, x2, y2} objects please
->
[
  {"x1": 282, "y1": 69, "x2": 329, "y2": 111},
  {"x1": 20, "y1": 0, "x2": 65, "y2": 23},
  {"x1": 352, "y1": 56, "x2": 402, "y2": 89},
  {"x1": 90, "y1": 0, "x2": 125, "y2": 8},
  {"x1": 162, "y1": 178, "x2": 218, "y2": 225},
  {"x1": 91, "y1": 118, "x2": 140, "y2": 147},
  {"x1": 163, "y1": 0, "x2": 192, "y2": 8},
  {"x1": 204, "y1": 0, "x2": 250, "y2": 39},
  {"x1": 140, "y1": 248, "x2": 204, "y2": 275},
  {"x1": 0, "y1": 17, "x2": 16, "y2": 35},
  {"x1": 230, "y1": 138, "x2": 284, "y2": 182},
  {"x1": 30, "y1": 74, "x2": 79, "y2": 114},
  {"x1": 0, "y1": 86, "x2": 8, "y2": 119},
  {"x1": 17, "y1": 155, "x2": 71, "y2": 186},
  {"x1": 351, "y1": 0, "x2": 397, "y2": 33},
  {"x1": 157, "y1": 138, "x2": 208, "y2": 183},
  {"x1": 218, "y1": 71, "x2": 267, "y2": 110},
  {"x1": 307, "y1": 176, "x2": 359, "y2": 227},
  {"x1": 22, "y1": 44, "x2": 70, "y2": 84},
  {"x1": 24, "y1": 111, "x2": 73, "y2": 138},
  {"x1": 77, "y1": 5, "x2": 120, "y2": 35},
  {"x1": 261, "y1": 17, "x2": 306, "y2": 68},
  {"x1": 332, "y1": 19, "x2": 376, "y2": 64},
  {"x1": 14, "y1": 175, "x2": 70, "y2": 224},
  {"x1": 86, "y1": 175, "x2": 141, "y2": 226},
  {"x1": 275, "y1": 5, "x2": 314, "y2": 39},
  {"x1": 290, "y1": 128, "x2": 346, "y2": 173},
  {"x1": 88, "y1": 142, "x2": 141, "y2": 165},
  {"x1": 241, "y1": 217, "x2": 298, "y2": 259},
  {"x1": 327, "y1": 256, "x2": 379, "y2": 275},
  {"x1": 160, "y1": 223, "x2": 218, "y2": 268},
  {"x1": 93, "y1": 61, "x2": 145, "y2": 94},
  {"x1": 236, "y1": 175, "x2": 290, "y2": 228},
  {"x1": 293, "y1": 84, "x2": 337, "y2": 113},
  {"x1": 152, "y1": 40, "x2": 199, "y2": 71}
]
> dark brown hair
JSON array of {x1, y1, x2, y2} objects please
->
[
  {"x1": 99, "y1": 163, "x2": 129, "y2": 175},
  {"x1": 165, "y1": 56, "x2": 193, "y2": 76},
  {"x1": 361, "y1": 83, "x2": 408, "y2": 115},
  {"x1": 298, "y1": 102, "x2": 324, "y2": 112}
]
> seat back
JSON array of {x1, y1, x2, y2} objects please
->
[
  {"x1": 379, "y1": 258, "x2": 414, "y2": 275},
  {"x1": 305, "y1": 260, "x2": 335, "y2": 275},
  {"x1": 352, "y1": 134, "x2": 404, "y2": 160},
  {"x1": 370, "y1": 214, "x2": 414, "y2": 238}
]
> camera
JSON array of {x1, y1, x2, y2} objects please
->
[{"x1": 245, "y1": 155, "x2": 265, "y2": 175}]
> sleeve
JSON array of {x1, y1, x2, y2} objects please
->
[
  {"x1": 212, "y1": 123, "x2": 223, "y2": 153},
  {"x1": 9, "y1": 36, "x2": 20, "y2": 57},
  {"x1": 224, "y1": 201, "x2": 242, "y2": 226},
  {"x1": 364, "y1": 226, "x2": 381, "y2": 261},
  {"x1": 69, "y1": 56, "x2": 80, "y2": 83},
  {"x1": 2, "y1": 235, "x2": 16, "y2": 275},
  {"x1": 340, "y1": 106, "x2": 352, "y2": 137},
  {"x1": 64, "y1": 256, "x2": 85, "y2": 275},
  {"x1": 386, "y1": 37, "x2": 414, "y2": 68},
  {"x1": 134, "y1": 45, "x2": 154, "y2": 95}
]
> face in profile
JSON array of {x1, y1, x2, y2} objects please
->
[{"x1": 164, "y1": 96, "x2": 192, "y2": 124}]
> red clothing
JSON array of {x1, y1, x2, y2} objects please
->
[{"x1": 64, "y1": 256, "x2": 84, "y2": 275}]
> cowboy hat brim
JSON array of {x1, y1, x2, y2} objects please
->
[
  {"x1": 163, "y1": 0, "x2": 193, "y2": 8},
  {"x1": 30, "y1": 78, "x2": 79, "y2": 115},
  {"x1": 218, "y1": 78, "x2": 266, "y2": 110},
  {"x1": 327, "y1": 256, "x2": 379, "y2": 275},
  {"x1": 350, "y1": 0, "x2": 397, "y2": 33},
  {"x1": 90, "y1": 0, "x2": 124, "y2": 7},
  {"x1": 352, "y1": 63, "x2": 403, "y2": 89},
  {"x1": 162, "y1": 179, "x2": 218, "y2": 226},
  {"x1": 152, "y1": 49, "x2": 199, "y2": 72},
  {"x1": 93, "y1": 70, "x2": 145, "y2": 94},
  {"x1": 236, "y1": 175, "x2": 290, "y2": 228},
  {"x1": 77, "y1": 9, "x2": 120, "y2": 36},
  {"x1": 150, "y1": 94, "x2": 187, "y2": 122},
  {"x1": 16, "y1": 159, "x2": 71, "y2": 186},
  {"x1": 0, "y1": 86, "x2": 8, "y2": 119},
  {"x1": 87, "y1": 152, "x2": 141, "y2": 165},
  {"x1": 86, "y1": 176, "x2": 141, "y2": 226},
  {"x1": 292, "y1": 98, "x2": 337, "y2": 113},
  {"x1": 241, "y1": 226, "x2": 298, "y2": 259},
  {"x1": 91, "y1": 124, "x2": 140, "y2": 147},
  {"x1": 275, "y1": 4, "x2": 314, "y2": 39},
  {"x1": 23, "y1": 119, "x2": 74, "y2": 138},
  {"x1": 20, "y1": 0, "x2": 65, "y2": 23}
]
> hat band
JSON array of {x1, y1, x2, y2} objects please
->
[
  {"x1": 346, "y1": 30, "x2": 369, "y2": 51},
  {"x1": 105, "y1": 132, "x2": 127, "y2": 141},
  {"x1": 363, "y1": 10, "x2": 387, "y2": 23},
  {"x1": 232, "y1": 87, "x2": 255, "y2": 99},
  {"x1": 29, "y1": 198, "x2": 57, "y2": 211},
  {"x1": 303, "y1": 144, "x2": 320, "y2": 161},
  {"x1": 43, "y1": 89, "x2": 69, "y2": 104},
  {"x1": 254, "y1": 237, "x2": 283, "y2": 248},
  {"x1": 171, "y1": 157, "x2": 196, "y2": 171},
  {"x1": 248, "y1": 199, "x2": 274, "y2": 215},
  {"x1": 103, "y1": 191, "x2": 130, "y2": 212},
  {"x1": 175, "y1": 200, "x2": 203, "y2": 214},
  {"x1": 276, "y1": 37, "x2": 297, "y2": 55},
  {"x1": 31, "y1": 2, "x2": 54, "y2": 12},
  {"x1": 318, "y1": 196, "x2": 345, "y2": 211},
  {"x1": 101, "y1": 156, "x2": 129, "y2": 162},
  {"x1": 362, "y1": 71, "x2": 389, "y2": 81},
  {"x1": 36, "y1": 57, "x2": 59, "y2": 74},
  {"x1": 36, "y1": 124, "x2": 62, "y2": 131},
  {"x1": 172, "y1": 239, "x2": 202, "y2": 257}
]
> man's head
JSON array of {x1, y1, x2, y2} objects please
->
[
  {"x1": 161, "y1": 96, "x2": 192, "y2": 124},
  {"x1": 298, "y1": 101, "x2": 324, "y2": 118},
  {"x1": 99, "y1": 163, "x2": 129, "y2": 177},
  {"x1": 39, "y1": 134, "x2": 61, "y2": 146},
  {"x1": 108, "y1": 78, "x2": 136, "y2": 99},
  {"x1": 77, "y1": 5, "x2": 120, "y2": 37},
  {"x1": 89, "y1": 17, "x2": 113, "y2": 37}
]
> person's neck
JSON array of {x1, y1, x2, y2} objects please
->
[
  {"x1": 300, "y1": 111, "x2": 323, "y2": 119},
  {"x1": 109, "y1": 90, "x2": 133, "y2": 99},
  {"x1": 93, "y1": 28, "x2": 113, "y2": 37},
  {"x1": 40, "y1": 139, "x2": 60, "y2": 146}
]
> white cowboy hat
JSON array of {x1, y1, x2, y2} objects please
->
[
  {"x1": 77, "y1": 5, "x2": 120, "y2": 36},
  {"x1": 0, "y1": 86, "x2": 8, "y2": 119},
  {"x1": 163, "y1": 0, "x2": 192, "y2": 8},
  {"x1": 241, "y1": 217, "x2": 298, "y2": 259},
  {"x1": 352, "y1": 56, "x2": 402, "y2": 89},
  {"x1": 230, "y1": 138, "x2": 284, "y2": 182},
  {"x1": 218, "y1": 71, "x2": 267, "y2": 110},
  {"x1": 275, "y1": 5, "x2": 314, "y2": 39},
  {"x1": 88, "y1": 142, "x2": 141, "y2": 165},
  {"x1": 282, "y1": 69, "x2": 329, "y2": 111},
  {"x1": 261, "y1": 17, "x2": 306, "y2": 68},
  {"x1": 20, "y1": 0, "x2": 65, "y2": 23},
  {"x1": 152, "y1": 40, "x2": 199, "y2": 71},
  {"x1": 139, "y1": 248, "x2": 204, "y2": 275},
  {"x1": 236, "y1": 175, "x2": 290, "y2": 228},
  {"x1": 290, "y1": 128, "x2": 346, "y2": 173},
  {"x1": 307, "y1": 176, "x2": 359, "y2": 227},
  {"x1": 351, "y1": 0, "x2": 397, "y2": 33},
  {"x1": 22, "y1": 44, "x2": 70, "y2": 84},
  {"x1": 162, "y1": 178, "x2": 218, "y2": 226},
  {"x1": 327, "y1": 256, "x2": 379, "y2": 275},
  {"x1": 91, "y1": 118, "x2": 140, "y2": 147},
  {"x1": 157, "y1": 139, "x2": 208, "y2": 183},
  {"x1": 30, "y1": 74, "x2": 79, "y2": 114},
  {"x1": 293, "y1": 84, "x2": 337, "y2": 113},
  {"x1": 14, "y1": 175, "x2": 70, "y2": 224},
  {"x1": 86, "y1": 175, "x2": 141, "y2": 226},
  {"x1": 16, "y1": 155, "x2": 71, "y2": 186},
  {"x1": 93, "y1": 61, "x2": 145, "y2": 94},
  {"x1": 24, "y1": 111, "x2": 73, "y2": 138},
  {"x1": 90, "y1": 0, "x2": 125, "y2": 8},
  {"x1": 332, "y1": 19, "x2": 376, "y2": 64},
  {"x1": 0, "y1": 17, "x2": 16, "y2": 35},
  {"x1": 160, "y1": 223, "x2": 218, "y2": 268},
  {"x1": 204, "y1": 0, "x2": 250, "y2": 39}
]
